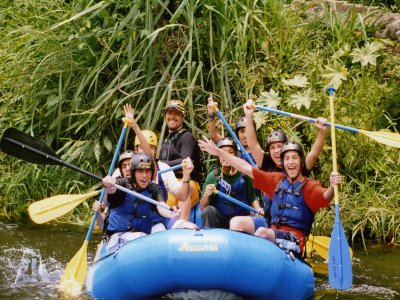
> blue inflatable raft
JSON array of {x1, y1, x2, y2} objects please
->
[{"x1": 86, "y1": 228, "x2": 314, "y2": 299}]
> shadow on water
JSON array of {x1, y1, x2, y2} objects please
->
[{"x1": 0, "y1": 217, "x2": 399, "y2": 299}]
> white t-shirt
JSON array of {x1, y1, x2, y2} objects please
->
[{"x1": 156, "y1": 161, "x2": 182, "y2": 195}]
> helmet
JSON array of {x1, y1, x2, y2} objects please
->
[
  {"x1": 235, "y1": 116, "x2": 246, "y2": 134},
  {"x1": 280, "y1": 141, "x2": 306, "y2": 176},
  {"x1": 130, "y1": 153, "x2": 155, "y2": 173},
  {"x1": 134, "y1": 130, "x2": 158, "y2": 148},
  {"x1": 216, "y1": 137, "x2": 237, "y2": 150},
  {"x1": 267, "y1": 130, "x2": 288, "y2": 150},
  {"x1": 118, "y1": 150, "x2": 134, "y2": 176},
  {"x1": 163, "y1": 100, "x2": 186, "y2": 115}
]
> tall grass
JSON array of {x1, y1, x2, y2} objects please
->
[{"x1": 0, "y1": 0, "x2": 399, "y2": 244}]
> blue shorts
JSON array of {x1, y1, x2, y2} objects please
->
[
  {"x1": 252, "y1": 216, "x2": 268, "y2": 231},
  {"x1": 274, "y1": 229, "x2": 300, "y2": 254}
]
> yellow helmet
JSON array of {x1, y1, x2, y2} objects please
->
[
  {"x1": 163, "y1": 100, "x2": 186, "y2": 115},
  {"x1": 134, "y1": 130, "x2": 158, "y2": 148}
]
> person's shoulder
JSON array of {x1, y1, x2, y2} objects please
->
[
  {"x1": 303, "y1": 177, "x2": 323, "y2": 189},
  {"x1": 181, "y1": 129, "x2": 197, "y2": 140}
]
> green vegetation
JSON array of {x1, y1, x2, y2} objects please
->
[{"x1": 0, "y1": 0, "x2": 399, "y2": 246}]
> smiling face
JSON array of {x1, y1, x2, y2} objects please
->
[
  {"x1": 283, "y1": 150, "x2": 302, "y2": 180},
  {"x1": 134, "y1": 169, "x2": 152, "y2": 189},
  {"x1": 269, "y1": 142, "x2": 285, "y2": 167},
  {"x1": 165, "y1": 109, "x2": 184, "y2": 132},
  {"x1": 237, "y1": 127, "x2": 247, "y2": 148},
  {"x1": 120, "y1": 159, "x2": 132, "y2": 178}
]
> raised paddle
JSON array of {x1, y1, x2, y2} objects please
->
[
  {"x1": 29, "y1": 190, "x2": 101, "y2": 224},
  {"x1": 0, "y1": 126, "x2": 173, "y2": 296},
  {"x1": 327, "y1": 87, "x2": 352, "y2": 290},
  {"x1": 255, "y1": 105, "x2": 400, "y2": 149}
]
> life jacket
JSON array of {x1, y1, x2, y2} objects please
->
[
  {"x1": 270, "y1": 178, "x2": 314, "y2": 236},
  {"x1": 106, "y1": 184, "x2": 157, "y2": 235},
  {"x1": 211, "y1": 168, "x2": 250, "y2": 217}
]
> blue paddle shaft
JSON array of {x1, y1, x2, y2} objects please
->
[
  {"x1": 158, "y1": 163, "x2": 182, "y2": 175},
  {"x1": 214, "y1": 190, "x2": 258, "y2": 214},
  {"x1": 85, "y1": 125, "x2": 129, "y2": 241},
  {"x1": 255, "y1": 105, "x2": 359, "y2": 133},
  {"x1": 215, "y1": 110, "x2": 257, "y2": 166}
]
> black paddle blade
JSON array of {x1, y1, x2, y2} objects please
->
[{"x1": 0, "y1": 128, "x2": 60, "y2": 165}]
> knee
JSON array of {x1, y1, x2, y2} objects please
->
[
  {"x1": 229, "y1": 216, "x2": 243, "y2": 231},
  {"x1": 202, "y1": 206, "x2": 216, "y2": 217}
]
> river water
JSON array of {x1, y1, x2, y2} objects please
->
[{"x1": 0, "y1": 218, "x2": 399, "y2": 300}]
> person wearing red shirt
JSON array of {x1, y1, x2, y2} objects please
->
[{"x1": 198, "y1": 137, "x2": 342, "y2": 256}]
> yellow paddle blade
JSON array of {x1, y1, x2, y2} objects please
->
[
  {"x1": 29, "y1": 191, "x2": 100, "y2": 224},
  {"x1": 307, "y1": 235, "x2": 353, "y2": 260},
  {"x1": 308, "y1": 260, "x2": 328, "y2": 275},
  {"x1": 360, "y1": 130, "x2": 400, "y2": 149},
  {"x1": 59, "y1": 240, "x2": 88, "y2": 297}
]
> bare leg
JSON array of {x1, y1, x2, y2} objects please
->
[
  {"x1": 254, "y1": 227, "x2": 276, "y2": 243},
  {"x1": 229, "y1": 216, "x2": 255, "y2": 234}
]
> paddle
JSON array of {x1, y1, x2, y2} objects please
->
[
  {"x1": 326, "y1": 87, "x2": 352, "y2": 290},
  {"x1": 29, "y1": 190, "x2": 101, "y2": 224},
  {"x1": 213, "y1": 190, "x2": 258, "y2": 214},
  {"x1": 28, "y1": 162, "x2": 183, "y2": 224},
  {"x1": 255, "y1": 105, "x2": 400, "y2": 149},
  {"x1": 0, "y1": 128, "x2": 172, "y2": 207},
  {"x1": 213, "y1": 106, "x2": 257, "y2": 166}
]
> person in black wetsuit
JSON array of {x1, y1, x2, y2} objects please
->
[{"x1": 159, "y1": 100, "x2": 202, "y2": 221}]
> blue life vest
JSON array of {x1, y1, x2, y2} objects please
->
[
  {"x1": 107, "y1": 188, "x2": 154, "y2": 234},
  {"x1": 270, "y1": 178, "x2": 314, "y2": 235},
  {"x1": 212, "y1": 170, "x2": 251, "y2": 217}
]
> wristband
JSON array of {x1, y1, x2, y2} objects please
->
[
  {"x1": 182, "y1": 178, "x2": 191, "y2": 183},
  {"x1": 208, "y1": 114, "x2": 215, "y2": 121}
]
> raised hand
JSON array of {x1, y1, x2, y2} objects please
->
[
  {"x1": 329, "y1": 172, "x2": 342, "y2": 188},
  {"x1": 198, "y1": 136, "x2": 220, "y2": 157},
  {"x1": 243, "y1": 99, "x2": 255, "y2": 117},
  {"x1": 207, "y1": 94, "x2": 217, "y2": 116},
  {"x1": 314, "y1": 117, "x2": 327, "y2": 131}
]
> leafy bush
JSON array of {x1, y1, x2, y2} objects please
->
[{"x1": 0, "y1": 0, "x2": 399, "y2": 245}]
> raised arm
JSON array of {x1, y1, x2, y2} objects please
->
[
  {"x1": 243, "y1": 99, "x2": 264, "y2": 167},
  {"x1": 198, "y1": 136, "x2": 254, "y2": 178},
  {"x1": 124, "y1": 104, "x2": 153, "y2": 156},
  {"x1": 207, "y1": 95, "x2": 223, "y2": 143},
  {"x1": 305, "y1": 117, "x2": 327, "y2": 171}
]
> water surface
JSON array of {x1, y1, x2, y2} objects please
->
[{"x1": 0, "y1": 218, "x2": 398, "y2": 299}]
